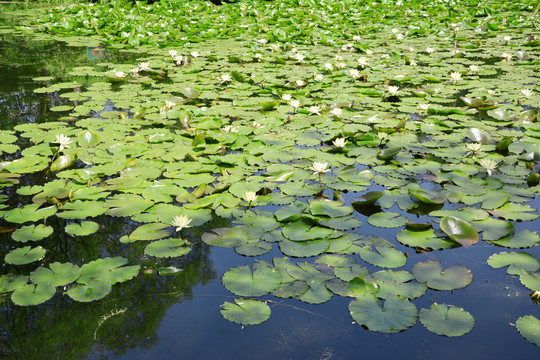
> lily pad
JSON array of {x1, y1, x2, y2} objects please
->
[
  {"x1": 222, "y1": 261, "x2": 281, "y2": 297},
  {"x1": 64, "y1": 221, "x2": 99, "y2": 236},
  {"x1": 487, "y1": 252, "x2": 540, "y2": 275},
  {"x1": 144, "y1": 238, "x2": 191, "y2": 258},
  {"x1": 78, "y1": 257, "x2": 140, "y2": 285},
  {"x1": 349, "y1": 294, "x2": 417, "y2": 333},
  {"x1": 66, "y1": 279, "x2": 112, "y2": 302},
  {"x1": 358, "y1": 246, "x2": 407, "y2": 268},
  {"x1": 5, "y1": 246, "x2": 46, "y2": 265},
  {"x1": 220, "y1": 298, "x2": 271, "y2": 326},
  {"x1": 440, "y1": 216, "x2": 479, "y2": 248},
  {"x1": 412, "y1": 260, "x2": 473, "y2": 290},
  {"x1": 30, "y1": 262, "x2": 81, "y2": 286},
  {"x1": 419, "y1": 303, "x2": 475, "y2": 337},
  {"x1": 12, "y1": 224, "x2": 53, "y2": 242},
  {"x1": 516, "y1": 315, "x2": 540, "y2": 347},
  {"x1": 11, "y1": 283, "x2": 56, "y2": 306},
  {"x1": 367, "y1": 212, "x2": 408, "y2": 228}
]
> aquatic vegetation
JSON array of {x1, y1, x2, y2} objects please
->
[{"x1": 0, "y1": 0, "x2": 539, "y2": 352}]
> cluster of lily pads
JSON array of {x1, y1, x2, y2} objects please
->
[{"x1": 1, "y1": 0, "x2": 540, "y2": 347}]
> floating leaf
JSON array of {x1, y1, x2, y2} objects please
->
[
  {"x1": 351, "y1": 191, "x2": 384, "y2": 205},
  {"x1": 309, "y1": 199, "x2": 354, "y2": 218},
  {"x1": 487, "y1": 229, "x2": 540, "y2": 249},
  {"x1": 282, "y1": 220, "x2": 334, "y2": 241},
  {"x1": 412, "y1": 260, "x2": 473, "y2": 290},
  {"x1": 410, "y1": 188, "x2": 446, "y2": 204},
  {"x1": 144, "y1": 238, "x2": 191, "y2": 258},
  {"x1": 222, "y1": 261, "x2": 281, "y2": 297},
  {"x1": 349, "y1": 294, "x2": 417, "y2": 333},
  {"x1": 12, "y1": 224, "x2": 53, "y2": 242},
  {"x1": 67, "y1": 279, "x2": 112, "y2": 302},
  {"x1": 5, "y1": 246, "x2": 46, "y2": 265},
  {"x1": 78, "y1": 257, "x2": 140, "y2": 285},
  {"x1": 64, "y1": 221, "x2": 99, "y2": 236},
  {"x1": 11, "y1": 283, "x2": 56, "y2": 306},
  {"x1": 516, "y1": 315, "x2": 540, "y2": 347},
  {"x1": 30, "y1": 262, "x2": 81, "y2": 286},
  {"x1": 373, "y1": 270, "x2": 427, "y2": 299},
  {"x1": 358, "y1": 246, "x2": 407, "y2": 268},
  {"x1": 487, "y1": 252, "x2": 540, "y2": 275},
  {"x1": 128, "y1": 223, "x2": 171, "y2": 241},
  {"x1": 77, "y1": 129, "x2": 101, "y2": 147},
  {"x1": 367, "y1": 212, "x2": 408, "y2": 228},
  {"x1": 419, "y1": 303, "x2": 475, "y2": 337},
  {"x1": 4, "y1": 204, "x2": 57, "y2": 223},
  {"x1": 440, "y1": 216, "x2": 479, "y2": 248},
  {"x1": 220, "y1": 298, "x2": 271, "y2": 326}
]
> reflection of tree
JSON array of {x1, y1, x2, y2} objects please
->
[{"x1": 0, "y1": 237, "x2": 217, "y2": 360}]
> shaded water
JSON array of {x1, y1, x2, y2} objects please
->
[{"x1": 0, "y1": 28, "x2": 539, "y2": 360}]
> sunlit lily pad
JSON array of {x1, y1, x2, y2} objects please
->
[
  {"x1": 30, "y1": 262, "x2": 81, "y2": 286},
  {"x1": 367, "y1": 212, "x2": 408, "y2": 228},
  {"x1": 64, "y1": 221, "x2": 99, "y2": 236},
  {"x1": 78, "y1": 257, "x2": 140, "y2": 285},
  {"x1": 222, "y1": 261, "x2": 281, "y2": 297},
  {"x1": 220, "y1": 298, "x2": 271, "y2": 326},
  {"x1": 358, "y1": 246, "x2": 407, "y2": 268},
  {"x1": 5, "y1": 246, "x2": 46, "y2": 265},
  {"x1": 12, "y1": 224, "x2": 53, "y2": 242},
  {"x1": 487, "y1": 229, "x2": 540, "y2": 249},
  {"x1": 144, "y1": 238, "x2": 191, "y2": 258},
  {"x1": 67, "y1": 279, "x2": 112, "y2": 302},
  {"x1": 282, "y1": 220, "x2": 334, "y2": 241},
  {"x1": 279, "y1": 239, "x2": 330, "y2": 257},
  {"x1": 487, "y1": 252, "x2": 540, "y2": 275},
  {"x1": 410, "y1": 188, "x2": 446, "y2": 204},
  {"x1": 372, "y1": 270, "x2": 427, "y2": 299},
  {"x1": 412, "y1": 260, "x2": 473, "y2": 290},
  {"x1": 4, "y1": 204, "x2": 57, "y2": 223},
  {"x1": 349, "y1": 294, "x2": 417, "y2": 333},
  {"x1": 396, "y1": 227, "x2": 454, "y2": 250},
  {"x1": 516, "y1": 315, "x2": 540, "y2": 347},
  {"x1": 419, "y1": 303, "x2": 475, "y2": 337},
  {"x1": 11, "y1": 283, "x2": 56, "y2": 306},
  {"x1": 440, "y1": 216, "x2": 479, "y2": 248}
]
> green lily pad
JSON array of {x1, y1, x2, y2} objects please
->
[
  {"x1": 77, "y1": 129, "x2": 101, "y2": 147},
  {"x1": 279, "y1": 239, "x2": 330, "y2": 257},
  {"x1": 67, "y1": 279, "x2": 112, "y2": 302},
  {"x1": 367, "y1": 212, "x2": 408, "y2": 228},
  {"x1": 349, "y1": 294, "x2": 417, "y2": 333},
  {"x1": 201, "y1": 227, "x2": 249, "y2": 247},
  {"x1": 30, "y1": 262, "x2": 81, "y2": 286},
  {"x1": 12, "y1": 224, "x2": 53, "y2": 242},
  {"x1": 372, "y1": 270, "x2": 427, "y2": 299},
  {"x1": 128, "y1": 223, "x2": 171, "y2": 241},
  {"x1": 326, "y1": 276, "x2": 379, "y2": 297},
  {"x1": 440, "y1": 216, "x2": 479, "y2": 248},
  {"x1": 520, "y1": 272, "x2": 540, "y2": 291},
  {"x1": 144, "y1": 238, "x2": 191, "y2": 258},
  {"x1": 516, "y1": 315, "x2": 540, "y2": 347},
  {"x1": 56, "y1": 201, "x2": 107, "y2": 219},
  {"x1": 410, "y1": 188, "x2": 446, "y2": 204},
  {"x1": 0, "y1": 275, "x2": 29, "y2": 293},
  {"x1": 64, "y1": 221, "x2": 99, "y2": 236},
  {"x1": 487, "y1": 252, "x2": 540, "y2": 275},
  {"x1": 4, "y1": 204, "x2": 57, "y2": 223},
  {"x1": 377, "y1": 147, "x2": 401, "y2": 160},
  {"x1": 50, "y1": 154, "x2": 77, "y2": 171},
  {"x1": 487, "y1": 229, "x2": 540, "y2": 249},
  {"x1": 282, "y1": 220, "x2": 334, "y2": 241},
  {"x1": 412, "y1": 260, "x2": 473, "y2": 290},
  {"x1": 11, "y1": 283, "x2": 56, "y2": 306},
  {"x1": 352, "y1": 191, "x2": 384, "y2": 205},
  {"x1": 220, "y1": 298, "x2": 271, "y2": 326},
  {"x1": 309, "y1": 199, "x2": 354, "y2": 218},
  {"x1": 396, "y1": 227, "x2": 454, "y2": 250},
  {"x1": 78, "y1": 257, "x2": 140, "y2": 285},
  {"x1": 419, "y1": 303, "x2": 475, "y2": 337},
  {"x1": 358, "y1": 246, "x2": 407, "y2": 268},
  {"x1": 105, "y1": 194, "x2": 154, "y2": 217},
  {"x1": 5, "y1": 246, "x2": 46, "y2": 265},
  {"x1": 222, "y1": 261, "x2": 281, "y2": 297}
]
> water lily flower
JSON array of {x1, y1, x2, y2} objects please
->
[
  {"x1": 391, "y1": 28, "x2": 399, "y2": 34},
  {"x1": 342, "y1": 43, "x2": 354, "y2": 51},
  {"x1": 466, "y1": 143, "x2": 482, "y2": 156},
  {"x1": 190, "y1": 51, "x2": 199, "y2": 58},
  {"x1": 450, "y1": 71, "x2": 462, "y2": 83},
  {"x1": 365, "y1": 49, "x2": 373, "y2": 55},
  {"x1": 257, "y1": 39, "x2": 267, "y2": 45},
  {"x1": 469, "y1": 65, "x2": 479, "y2": 72},
  {"x1": 487, "y1": 90, "x2": 496, "y2": 95},
  {"x1": 349, "y1": 69, "x2": 360, "y2": 79},
  {"x1": 164, "y1": 100, "x2": 176, "y2": 110},
  {"x1": 168, "y1": 50, "x2": 178, "y2": 57},
  {"x1": 417, "y1": 103, "x2": 430, "y2": 111},
  {"x1": 408, "y1": 47, "x2": 414, "y2": 53},
  {"x1": 295, "y1": 79, "x2": 306, "y2": 87},
  {"x1": 220, "y1": 74, "x2": 232, "y2": 84},
  {"x1": 330, "y1": 107, "x2": 343, "y2": 118},
  {"x1": 396, "y1": 33, "x2": 404, "y2": 40},
  {"x1": 409, "y1": 60, "x2": 417, "y2": 66},
  {"x1": 377, "y1": 132, "x2": 389, "y2": 141},
  {"x1": 308, "y1": 105, "x2": 321, "y2": 115},
  {"x1": 310, "y1": 162, "x2": 330, "y2": 174},
  {"x1": 254, "y1": 53, "x2": 263, "y2": 60},
  {"x1": 336, "y1": 62, "x2": 346, "y2": 69},
  {"x1": 114, "y1": 71, "x2": 125, "y2": 78},
  {"x1": 521, "y1": 89, "x2": 534, "y2": 98},
  {"x1": 357, "y1": 56, "x2": 368, "y2": 68},
  {"x1": 54, "y1": 134, "x2": 72, "y2": 151},
  {"x1": 426, "y1": 47, "x2": 435, "y2": 54},
  {"x1": 332, "y1": 138, "x2": 347, "y2": 148},
  {"x1": 292, "y1": 53, "x2": 305, "y2": 63},
  {"x1": 501, "y1": 52, "x2": 512, "y2": 62},
  {"x1": 269, "y1": 44, "x2": 280, "y2": 52},
  {"x1": 387, "y1": 86, "x2": 399, "y2": 96},
  {"x1": 479, "y1": 158, "x2": 498, "y2": 176},
  {"x1": 138, "y1": 62, "x2": 151, "y2": 71},
  {"x1": 314, "y1": 74, "x2": 325, "y2": 81},
  {"x1": 323, "y1": 63, "x2": 334, "y2": 72},
  {"x1": 335, "y1": 55, "x2": 344, "y2": 61},
  {"x1": 353, "y1": 35, "x2": 361, "y2": 41},
  {"x1": 503, "y1": 35, "x2": 511, "y2": 42},
  {"x1": 289, "y1": 100, "x2": 301, "y2": 109},
  {"x1": 242, "y1": 191, "x2": 258, "y2": 203},
  {"x1": 281, "y1": 93, "x2": 292, "y2": 101},
  {"x1": 222, "y1": 125, "x2": 238, "y2": 133},
  {"x1": 130, "y1": 68, "x2": 140, "y2": 76},
  {"x1": 252, "y1": 121, "x2": 264, "y2": 128},
  {"x1": 172, "y1": 215, "x2": 192, "y2": 232}
]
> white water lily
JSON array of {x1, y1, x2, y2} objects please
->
[
  {"x1": 450, "y1": 71, "x2": 462, "y2": 83},
  {"x1": 335, "y1": 55, "x2": 343, "y2": 61},
  {"x1": 330, "y1": 107, "x2": 342, "y2": 118},
  {"x1": 254, "y1": 53, "x2": 263, "y2": 60},
  {"x1": 257, "y1": 39, "x2": 267, "y2": 44},
  {"x1": 323, "y1": 63, "x2": 334, "y2": 71},
  {"x1": 130, "y1": 68, "x2": 140, "y2": 76},
  {"x1": 168, "y1": 50, "x2": 178, "y2": 57},
  {"x1": 409, "y1": 60, "x2": 417, "y2": 66},
  {"x1": 357, "y1": 56, "x2": 368, "y2": 68},
  {"x1": 220, "y1": 74, "x2": 232, "y2": 84},
  {"x1": 332, "y1": 138, "x2": 347, "y2": 148},
  {"x1": 308, "y1": 105, "x2": 321, "y2": 115},
  {"x1": 349, "y1": 69, "x2": 360, "y2": 79},
  {"x1": 391, "y1": 28, "x2": 399, "y2": 34},
  {"x1": 377, "y1": 132, "x2": 388, "y2": 141},
  {"x1": 172, "y1": 215, "x2": 192, "y2": 232},
  {"x1": 387, "y1": 86, "x2": 399, "y2": 96},
  {"x1": 138, "y1": 62, "x2": 150, "y2": 71},
  {"x1": 408, "y1": 47, "x2": 414, "y2": 52},
  {"x1": 114, "y1": 71, "x2": 125, "y2": 78},
  {"x1": 54, "y1": 134, "x2": 72, "y2": 151},
  {"x1": 242, "y1": 191, "x2": 258, "y2": 203},
  {"x1": 190, "y1": 51, "x2": 199, "y2": 58},
  {"x1": 336, "y1": 62, "x2": 346, "y2": 69},
  {"x1": 521, "y1": 89, "x2": 534, "y2": 97},
  {"x1": 503, "y1": 35, "x2": 511, "y2": 42},
  {"x1": 222, "y1": 125, "x2": 238, "y2": 133},
  {"x1": 466, "y1": 143, "x2": 482, "y2": 156},
  {"x1": 365, "y1": 49, "x2": 373, "y2": 55},
  {"x1": 353, "y1": 35, "x2": 361, "y2": 41},
  {"x1": 164, "y1": 100, "x2": 176, "y2": 110},
  {"x1": 252, "y1": 121, "x2": 264, "y2": 129},
  {"x1": 417, "y1": 103, "x2": 430, "y2": 111},
  {"x1": 281, "y1": 93, "x2": 292, "y2": 101},
  {"x1": 342, "y1": 43, "x2": 354, "y2": 51},
  {"x1": 292, "y1": 53, "x2": 305, "y2": 63},
  {"x1": 487, "y1": 90, "x2": 496, "y2": 95},
  {"x1": 396, "y1": 33, "x2": 404, "y2": 40},
  {"x1": 310, "y1": 162, "x2": 330, "y2": 174},
  {"x1": 501, "y1": 52, "x2": 512, "y2": 62},
  {"x1": 314, "y1": 74, "x2": 325, "y2": 81},
  {"x1": 479, "y1": 158, "x2": 498, "y2": 176},
  {"x1": 469, "y1": 65, "x2": 479, "y2": 72},
  {"x1": 289, "y1": 100, "x2": 301, "y2": 109},
  {"x1": 295, "y1": 79, "x2": 306, "y2": 87},
  {"x1": 426, "y1": 47, "x2": 435, "y2": 54}
]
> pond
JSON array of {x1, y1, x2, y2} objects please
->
[{"x1": 0, "y1": 1, "x2": 539, "y2": 359}]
